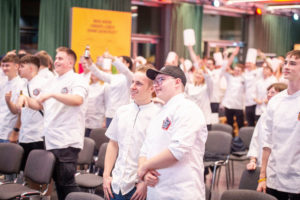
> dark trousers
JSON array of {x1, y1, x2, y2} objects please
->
[
  {"x1": 267, "y1": 187, "x2": 300, "y2": 200},
  {"x1": 84, "y1": 128, "x2": 92, "y2": 137},
  {"x1": 245, "y1": 105, "x2": 256, "y2": 126},
  {"x1": 225, "y1": 107, "x2": 244, "y2": 130},
  {"x1": 210, "y1": 103, "x2": 220, "y2": 113},
  {"x1": 111, "y1": 187, "x2": 136, "y2": 200},
  {"x1": 19, "y1": 141, "x2": 45, "y2": 171},
  {"x1": 106, "y1": 117, "x2": 113, "y2": 128},
  {"x1": 50, "y1": 147, "x2": 81, "y2": 200}
]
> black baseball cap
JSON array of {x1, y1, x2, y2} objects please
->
[{"x1": 146, "y1": 65, "x2": 187, "y2": 86}]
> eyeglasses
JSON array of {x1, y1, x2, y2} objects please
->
[{"x1": 153, "y1": 76, "x2": 175, "y2": 86}]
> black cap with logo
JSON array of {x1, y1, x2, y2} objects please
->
[{"x1": 146, "y1": 66, "x2": 187, "y2": 86}]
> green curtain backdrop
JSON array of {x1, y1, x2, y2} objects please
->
[
  {"x1": 170, "y1": 3, "x2": 203, "y2": 59},
  {"x1": 0, "y1": 0, "x2": 20, "y2": 56},
  {"x1": 38, "y1": 0, "x2": 131, "y2": 57},
  {"x1": 252, "y1": 14, "x2": 300, "y2": 56}
]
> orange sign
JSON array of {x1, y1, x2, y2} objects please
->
[{"x1": 71, "y1": 7, "x2": 132, "y2": 72}]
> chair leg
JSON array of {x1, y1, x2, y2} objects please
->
[
  {"x1": 225, "y1": 164, "x2": 230, "y2": 189},
  {"x1": 231, "y1": 160, "x2": 235, "y2": 187},
  {"x1": 209, "y1": 164, "x2": 218, "y2": 200}
]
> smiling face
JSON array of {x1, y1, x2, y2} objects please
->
[
  {"x1": 283, "y1": 55, "x2": 300, "y2": 82},
  {"x1": 1, "y1": 62, "x2": 18, "y2": 80},
  {"x1": 130, "y1": 71, "x2": 154, "y2": 105},
  {"x1": 54, "y1": 51, "x2": 73, "y2": 76},
  {"x1": 153, "y1": 74, "x2": 180, "y2": 103}
]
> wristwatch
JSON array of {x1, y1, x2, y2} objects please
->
[{"x1": 13, "y1": 127, "x2": 20, "y2": 132}]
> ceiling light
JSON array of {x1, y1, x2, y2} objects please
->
[{"x1": 267, "y1": 5, "x2": 300, "y2": 10}]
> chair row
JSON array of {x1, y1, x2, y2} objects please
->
[{"x1": 0, "y1": 143, "x2": 55, "y2": 199}]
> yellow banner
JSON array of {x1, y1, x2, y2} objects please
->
[{"x1": 71, "y1": 7, "x2": 132, "y2": 72}]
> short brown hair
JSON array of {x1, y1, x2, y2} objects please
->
[
  {"x1": 2, "y1": 54, "x2": 19, "y2": 64},
  {"x1": 267, "y1": 82, "x2": 287, "y2": 92},
  {"x1": 286, "y1": 50, "x2": 300, "y2": 59},
  {"x1": 36, "y1": 52, "x2": 50, "y2": 67},
  {"x1": 20, "y1": 55, "x2": 40, "y2": 69},
  {"x1": 56, "y1": 47, "x2": 77, "y2": 65}
]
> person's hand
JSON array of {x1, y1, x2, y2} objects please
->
[
  {"x1": 247, "y1": 161, "x2": 257, "y2": 170},
  {"x1": 85, "y1": 55, "x2": 93, "y2": 66},
  {"x1": 16, "y1": 94, "x2": 28, "y2": 111},
  {"x1": 5, "y1": 91, "x2": 12, "y2": 103},
  {"x1": 232, "y1": 46, "x2": 240, "y2": 56},
  {"x1": 103, "y1": 176, "x2": 114, "y2": 200},
  {"x1": 144, "y1": 170, "x2": 160, "y2": 187},
  {"x1": 257, "y1": 179, "x2": 267, "y2": 193},
  {"x1": 130, "y1": 181, "x2": 147, "y2": 200},
  {"x1": 8, "y1": 130, "x2": 19, "y2": 143},
  {"x1": 138, "y1": 165, "x2": 148, "y2": 181},
  {"x1": 38, "y1": 93, "x2": 53, "y2": 104}
]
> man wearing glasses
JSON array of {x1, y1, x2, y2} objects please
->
[
  {"x1": 138, "y1": 66, "x2": 208, "y2": 200},
  {"x1": 257, "y1": 50, "x2": 300, "y2": 200}
]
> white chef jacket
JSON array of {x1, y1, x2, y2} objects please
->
[
  {"x1": 89, "y1": 63, "x2": 130, "y2": 118},
  {"x1": 0, "y1": 68, "x2": 7, "y2": 91},
  {"x1": 38, "y1": 68, "x2": 54, "y2": 81},
  {"x1": 185, "y1": 73, "x2": 213, "y2": 125},
  {"x1": 0, "y1": 76, "x2": 25, "y2": 140},
  {"x1": 140, "y1": 94, "x2": 208, "y2": 200},
  {"x1": 106, "y1": 102, "x2": 160, "y2": 195},
  {"x1": 80, "y1": 71, "x2": 91, "y2": 82},
  {"x1": 42, "y1": 70, "x2": 88, "y2": 150},
  {"x1": 85, "y1": 82, "x2": 105, "y2": 129},
  {"x1": 210, "y1": 68, "x2": 224, "y2": 103},
  {"x1": 222, "y1": 72, "x2": 245, "y2": 110},
  {"x1": 243, "y1": 68, "x2": 263, "y2": 106},
  {"x1": 255, "y1": 76, "x2": 277, "y2": 115},
  {"x1": 19, "y1": 74, "x2": 50, "y2": 143},
  {"x1": 262, "y1": 89, "x2": 300, "y2": 193},
  {"x1": 247, "y1": 112, "x2": 267, "y2": 166}
]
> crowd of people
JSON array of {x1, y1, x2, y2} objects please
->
[{"x1": 0, "y1": 46, "x2": 299, "y2": 200}]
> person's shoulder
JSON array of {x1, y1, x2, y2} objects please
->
[
  {"x1": 116, "y1": 102, "x2": 134, "y2": 113},
  {"x1": 268, "y1": 89, "x2": 287, "y2": 106},
  {"x1": 180, "y1": 97, "x2": 202, "y2": 112}
]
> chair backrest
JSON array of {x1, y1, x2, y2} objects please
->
[
  {"x1": 239, "y1": 167, "x2": 261, "y2": 190},
  {"x1": 0, "y1": 143, "x2": 24, "y2": 174},
  {"x1": 221, "y1": 189, "x2": 277, "y2": 200},
  {"x1": 66, "y1": 192, "x2": 104, "y2": 200},
  {"x1": 77, "y1": 137, "x2": 95, "y2": 165},
  {"x1": 206, "y1": 130, "x2": 233, "y2": 155},
  {"x1": 239, "y1": 126, "x2": 255, "y2": 149},
  {"x1": 24, "y1": 150, "x2": 55, "y2": 185},
  {"x1": 90, "y1": 128, "x2": 109, "y2": 152},
  {"x1": 211, "y1": 123, "x2": 233, "y2": 135},
  {"x1": 96, "y1": 143, "x2": 108, "y2": 169}
]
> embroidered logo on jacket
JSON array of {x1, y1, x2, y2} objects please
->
[
  {"x1": 61, "y1": 87, "x2": 69, "y2": 94},
  {"x1": 33, "y1": 88, "x2": 40, "y2": 96},
  {"x1": 162, "y1": 117, "x2": 171, "y2": 130}
]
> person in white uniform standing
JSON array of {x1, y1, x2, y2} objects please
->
[
  {"x1": 257, "y1": 50, "x2": 300, "y2": 200},
  {"x1": 85, "y1": 73, "x2": 105, "y2": 137},
  {"x1": 17, "y1": 47, "x2": 88, "y2": 200},
  {"x1": 6, "y1": 55, "x2": 48, "y2": 171},
  {"x1": 0, "y1": 54, "x2": 25, "y2": 143},
  {"x1": 246, "y1": 82, "x2": 287, "y2": 170},
  {"x1": 87, "y1": 55, "x2": 133, "y2": 127},
  {"x1": 103, "y1": 65, "x2": 160, "y2": 200},
  {"x1": 138, "y1": 66, "x2": 208, "y2": 200}
]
